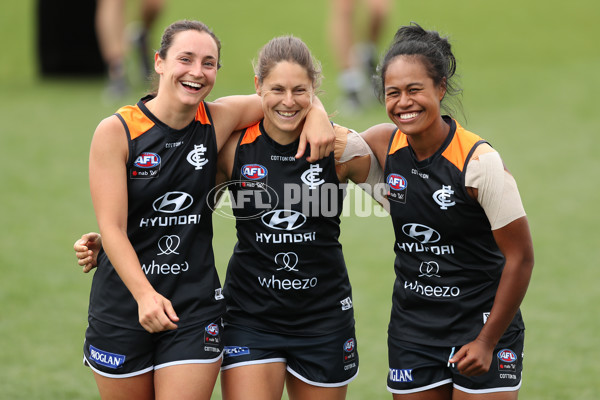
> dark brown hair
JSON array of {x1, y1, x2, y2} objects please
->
[
  {"x1": 254, "y1": 35, "x2": 322, "y2": 89},
  {"x1": 377, "y1": 23, "x2": 463, "y2": 118},
  {"x1": 158, "y1": 19, "x2": 221, "y2": 68}
]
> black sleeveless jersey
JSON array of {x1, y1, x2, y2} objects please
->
[
  {"x1": 88, "y1": 96, "x2": 225, "y2": 330},
  {"x1": 222, "y1": 121, "x2": 354, "y2": 335},
  {"x1": 384, "y1": 117, "x2": 524, "y2": 346}
]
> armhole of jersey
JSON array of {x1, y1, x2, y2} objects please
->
[
  {"x1": 383, "y1": 128, "x2": 400, "y2": 177},
  {"x1": 115, "y1": 113, "x2": 135, "y2": 167},
  {"x1": 330, "y1": 150, "x2": 342, "y2": 186},
  {"x1": 239, "y1": 123, "x2": 262, "y2": 146},
  {"x1": 195, "y1": 101, "x2": 212, "y2": 125},
  {"x1": 198, "y1": 102, "x2": 218, "y2": 156},
  {"x1": 230, "y1": 128, "x2": 248, "y2": 180}
]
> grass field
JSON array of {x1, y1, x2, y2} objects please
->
[{"x1": 1, "y1": 0, "x2": 600, "y2": 398}]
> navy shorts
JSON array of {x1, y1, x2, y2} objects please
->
[
  {"x1": 221, "y1": 323, "x2": 359, "y2": 387},
  {"x1": 83, "y1": 316, "x2": 223, "y2": 378},
  {"x1": 387, "y1": 330, "x2": 524, "y2": 394}
]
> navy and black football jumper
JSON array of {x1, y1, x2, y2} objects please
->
[
  {"x1": 88, "y1": 96, "x2": 225, "y2": 330},
  {"x1": 384, "y1": 117, "x2": 524, "y2": 346},
  {"x1": 223, "y1": 121, "x2": 354, "y2": 336}
]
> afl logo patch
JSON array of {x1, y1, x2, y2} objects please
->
[
  {"x1": 134, "y1": 152, "x2": 161, "y2": 168},
  {"x1": 205, "y1": 323, "x2": 219, "y2": 336},
  {"x1": 387, "y1": 173, "x2": 407, "y2": 191},
  {"x1": 241, "y1": 164, "x2": 268, "y2": 180},
  {"x1": 342, "y1": 338, "x2": 357, "y2": 365},
  {"x1": 498, "y1": 349, "x2": 517, "y2": 363},
  {"x1": 343, "y1": 338, "x2": 355, "y2": 353}
]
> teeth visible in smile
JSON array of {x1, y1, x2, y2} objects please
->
[
  {"x1": 182, "y1": 81, "x2": 201, "y2": 88},
  {"x1": 400, "y1": 112, "x2": 419, "y2": 120},
  {"x1": 278, "y1": 111, "x2": 297, "y2": 117}
]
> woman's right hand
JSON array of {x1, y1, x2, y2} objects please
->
[
  {"x1": 137, "y1": 291, "x2": 179, "y2": 333},
  {"x1": 74, "y1": 232, "x2": 102, "y2": 273}
]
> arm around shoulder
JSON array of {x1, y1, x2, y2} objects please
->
[
  {"x1": 360, "y1": 123, "x2": 396, "y2": 170},
  {"x1": 334, "y1": 124, "x2": 389, "y2": 211},
  {"x1": 297, "y1": 96, "x2": 335, "y2": 162},
  {"x1": 208, "y1": 94, "x2": 263, "y2": 152}
]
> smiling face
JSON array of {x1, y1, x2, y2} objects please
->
[
  {"x1": 155, "y1": 30, "x2": 219, "y2": 108},
  {"x1": 384, "y1": 55, "x2": 447, "y2": 139},
  {"x1": 256, "y1": 61, "x2": 313, "y2": 144}
]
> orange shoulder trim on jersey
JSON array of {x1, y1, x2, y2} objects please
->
[
  {"x1": 240, "y1": 122, "x2": 262, "y2": 146},
  {"x1": 195, "y1": 102, "x2": 211, "y2": 125},
  {"x1": 388, "y1": 129, "x2": 408, "y2": 155},
  {"x1": 116, "y1": 105, "x2": 155, "y2": 140},
  {"x1": 441, "y1": 122, "x2": 484, "y2": 172}
]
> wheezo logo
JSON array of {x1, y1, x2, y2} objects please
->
[
  {"x1": 241, "y1": 164, "x2": 268, "y2": 180},
  {"x1": 205, "y1": 323, "x2": 219, "y2": 336},
  {"x1": 134, "y1": 152, "x2": 161, "y2": 168},
  {"x1": 343, "y1": 338, "x2": 355, "y2": 353},
  {"x1": 387, "y1": 173, "x2": 407, "y2": 191},
  {"x1": 498, "y1": 349, "x2": 517, "y2": 363}
]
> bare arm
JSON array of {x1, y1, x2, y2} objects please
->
[
  {"x1": 298, "y1": 96, "x2": 335, "y2": 162},
  {"x1": 359, "y1": 123, "x2": 396, "y2": 170},
  {"x1": 334, "y1": 124, "x2": 388, "y2": 211},
  {"x1": 208, "y1": 94, "x2": 335, "y2": 162},
  {"x1": 208, "y1": 94, "x2": 264, "y2": 152},
  {"x1": 89, "y1": 116, "x2": 178, "y2": 333},
  {"x1": 216, "y1": 130, "x2": 241, "y2": 184},
  {"x1": 450, "y1": 216, "x2": 534, "y2": 376},
  {"x1": 75, "y1": 131, "x2": 243, "y2": 274},
  {"x1": 334, "y1": 125, "x2": 370, "y2": 184}
]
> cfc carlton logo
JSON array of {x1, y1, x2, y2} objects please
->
[
  {"x1": 387, "y1": 173, "x2": 407, "y2": 191},
  {"x1": 134, "y1": 152, "x2": 161, "y2": 168},
  {"x1": 241, "y1": 164, "x2": 268, "y2": 180},
  {"x1": 205, "y1": 323, "x2": 219, "y2": 336}
]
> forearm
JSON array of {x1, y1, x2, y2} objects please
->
[
  {"x1": 99, "y1": 226, "x2": 155, "y2": 302},
  {"x1": 304, "y1": 96, "x2": 331, "y2": 132},
  {"x1": 477, "y1": 267, "x2": 532, "y2": 347},
  {"x1": 298, "y1": 95, "x2": 335, "y2": 161},
  {"x1": 336, "y1": 125, "x2": 389, "y2": 211},
  {"x1": 477, "y1": 218, "x2": 534, "y2": 346}
]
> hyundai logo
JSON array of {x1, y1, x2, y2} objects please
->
[
  {"x1": 261, "y1": 210, "x2": 307, "y2": 231},
  {"x1": 153, "y1": 192, "x2": 194, "y2": 213},
  {"x1": 401, "y1": 223, "x2": 441, "y2": 244}
]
